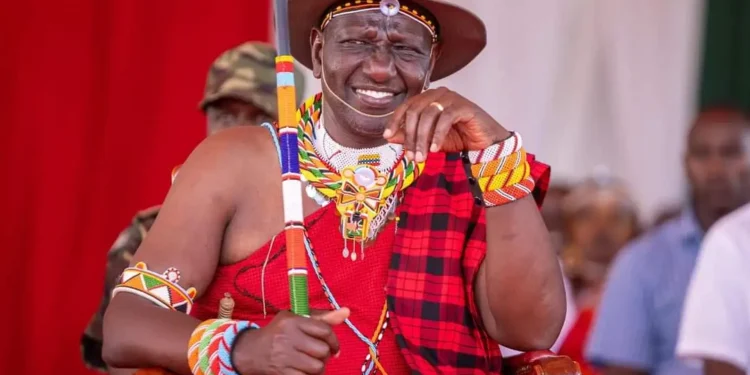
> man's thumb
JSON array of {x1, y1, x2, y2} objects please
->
[{"x1": 313, "y1": 307, "x2": 350, "y2": 325}]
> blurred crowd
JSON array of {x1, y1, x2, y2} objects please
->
[{"x1": 543, "y1": 108, "x2": 750, "y2": 375}]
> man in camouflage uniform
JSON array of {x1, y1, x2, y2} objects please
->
[{"x1": 80, "y1": 41, "x2": 305, "y2": 373}]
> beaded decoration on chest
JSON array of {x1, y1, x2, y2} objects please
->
[{"x1": 296, "y1": 95, "x2": 425, "y2": 261}]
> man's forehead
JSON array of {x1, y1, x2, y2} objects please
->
[
  {"x1": 688, "y1": 120, "x2": 749, "y2": 147},
  {"x1": 327, "y1": 11, "x2": 433, "y2": 40},
  {"x1": 334, "y1": 10, "x2": 414, "y2": 26}
]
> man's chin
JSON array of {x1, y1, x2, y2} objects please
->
[
  {"x1": 352, "y1": 120, "x2": 388, "y2": 138},
  {"x1": 704, "y1": 195, "x2": 741, "y2": 215}
]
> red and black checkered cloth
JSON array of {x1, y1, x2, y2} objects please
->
[{"x1": 387, "y1": 151, "x2": 550, "y2": 374}]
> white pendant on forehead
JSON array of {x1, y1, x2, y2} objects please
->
[{"x1": 380, "y1": 0, "x2": 400, "y2": 17}]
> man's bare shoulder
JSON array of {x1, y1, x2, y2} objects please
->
[{"x1": 181, "y1": 125, "x2": 280, "y2": 178}]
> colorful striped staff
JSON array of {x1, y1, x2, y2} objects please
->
[{"x1": 273, "y1": 0, "x2": 310, "y2": 317}]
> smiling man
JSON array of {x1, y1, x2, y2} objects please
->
[{"x1": 102, "y1": 1, "x2": 566, "y2": 374}]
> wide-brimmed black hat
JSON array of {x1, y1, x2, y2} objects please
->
[{"x1": 288, "y1": 0, "x2": 487, "y2": 81}]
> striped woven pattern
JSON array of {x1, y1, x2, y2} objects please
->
[
  {"x1": 477, "y1": 160, "x2": 531, "y2": 191},
  {"x1": 465, "y1": 132, "x2": 537, "y2": 207},
  {"x1": 187, "y1": 319, "x2": 258, "y2": 375},
  {"x1": 467, "y1": 132, "x2": 526, "y2": 178}
]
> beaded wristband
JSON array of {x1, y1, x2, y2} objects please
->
[
  {"x1": 217, "y1": 321, "x2": 254, "y2": 375},
  {"x1": 467, "y1": 132, "x2": 536, "y2": 207},
  {"x1": 481, "y1": 176, "x2": 536, "y2": 207},
  {"x1": 188, "y1": 319, "x2": 259, "y2": 375},
  {"x1": 476, "y1": 161, "x2": 530, "y2": 192},
  {"x1": 467, "y1": 132, "x2": 523, "y2": 174}
]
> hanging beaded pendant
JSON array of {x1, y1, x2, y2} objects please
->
[{"x1": 337, "y1": 165, "x2": 389, "y2": 260}]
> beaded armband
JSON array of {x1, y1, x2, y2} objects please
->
[
  {"x1": 112, "y1": 262, "x2": 197, "y2": 314},
  {"x1": 188, "y1": 319, "x2": 259, "y2": 375},
  {"x1": 466, "y1": 132, "x2": 536, "y2": 207}
]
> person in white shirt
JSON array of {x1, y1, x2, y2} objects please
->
[{"x1": 677, "y1": 202, "x2": 750, "y2": 375}]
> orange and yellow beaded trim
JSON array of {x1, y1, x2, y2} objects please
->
[
  {"x1": 320, "y1": 0, "x2": 439, "y2": 42},
  {"x1": 468, "y1": 132, "x2": 536, "y2": 207}
]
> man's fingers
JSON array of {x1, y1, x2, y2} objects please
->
[
  {"x1": 294, "y1": 335, "x2": 333, "y2": 360},
  {"x1": 287, "y1": 352, "x2": 326, "y2": 375},
  {"x1": 317, "y1": 308, "x2": 348, "y2": 355},
  {"x1": 384, "y1": 128, "x2": 406, "y2": 145},
  {"x1": 431, "y1": 106, "x2": 458, "y2": 152},
  {"x1": 385, "y1": 88, "x2": 447, "y2": 155},
  {"x1": 414, "y1": 107, "x2": 438, "y2": 162},
  {"x1": 384, "y1": 101, "x2": 409, "y2": 139},
  {"x1": 403, "y1": 110, "x2": 420, "y2": 160}
]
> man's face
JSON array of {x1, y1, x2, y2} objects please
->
[
  {"x1": 206, "y1": 98, "x2": 273, "y2": 135},
  {"x1": 310, "y1": 10, "x2": 437, "y2": 137},
  {"x1": 685, "y1": 115, "x2": 750, "y2": 214}
]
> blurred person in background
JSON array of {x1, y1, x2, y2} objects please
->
[
  {"x1": 542, "y1": 184, "x2": 573, "y2": 254},
  {"x1": 559, "y1": 169, "x2": 640, "y2": 309},
  {"x1": 586, "y1": 108, "x2": 750, "y2": 375},
  {"x1": 676, "y1": 202, "x2": 750, "y2": 375},
  {"x1": 652, "y1": 205, "x2": 683, "y2": 228},
  {"x1": 556, "y1": 171, "x2": 640, "y2": 375},
  {"x1": 675, "y1": 121, "x2": 750, "y2": 375},
  {"x1": 80, "y1": 41, "x2": 306, "y2": 373}
]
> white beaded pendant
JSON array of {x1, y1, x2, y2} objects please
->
[{"x1": 380, "y1": 0, "x2": 399, "y2": 17}]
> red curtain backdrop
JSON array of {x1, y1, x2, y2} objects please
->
[{"x1": 0, "y1": 1, "x2": 270, "y2": 373}]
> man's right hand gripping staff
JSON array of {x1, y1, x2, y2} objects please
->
[
  {"x1": 103, "y1": 284, "x2": 349, "y2": 375},
  {"x1": 229, "y1": 309, "x2": 349, "y2": 374}
]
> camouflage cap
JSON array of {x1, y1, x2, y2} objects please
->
[{"x1": 199, "y1": 42, "x2": 306, "y2": 117}]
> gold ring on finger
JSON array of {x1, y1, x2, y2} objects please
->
[{"x1": 430, "y1": 102, "x2": 444, "y2": 112}]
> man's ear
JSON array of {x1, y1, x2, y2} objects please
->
[{"x1": 310, "y1": 28, "x2": 324, "y2": 79}]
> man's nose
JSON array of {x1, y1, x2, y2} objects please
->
[{"x1": 362, "y1": 47, "x2": 396, "y2": 83}]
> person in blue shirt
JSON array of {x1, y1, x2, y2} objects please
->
[{"x1": 585, "y1": 107, "x2": 750, "y2": 375}]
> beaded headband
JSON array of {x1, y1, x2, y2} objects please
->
[{"x1": 319, "y1": 0, "x2": 439, "y2": 43}]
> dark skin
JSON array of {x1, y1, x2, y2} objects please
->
[
  {"x1": 601, "y1": 111, "x2": 750, "y2": 375},
  {"x1": 693, "y1": 112, "x2": 750, "y2": 375},
  {"x1": 207, "y1": 98, "x2": 274, "y2": 135},
  {"x1": 686, "y1": 110, "x2": 750, "y2": 231},
  {"x1": 105, "y1": 97, "x2": 269, "y2": 375},
  {"x1": 705, "y1": 360, "x2": 744, "y2": 375},
  {"x1": 103, "y1": 9, "x2": 565, "y2": 374}
]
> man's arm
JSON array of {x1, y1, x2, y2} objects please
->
[
  {"x1": 476, "y1": 191, "x2": 567, "y2": 350},
  {"x1": 82, "y1": 220, "x2": 143, "y2": 372},
  {"x1": 585, "y1": 245, "x2": 654, "y2": 375},
  {"x1": 102, "y1": 128, "x2": 261, "y2": 373},
  {"x1": 676, "y1": 220, "x2": 749, "y2": 375}
]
